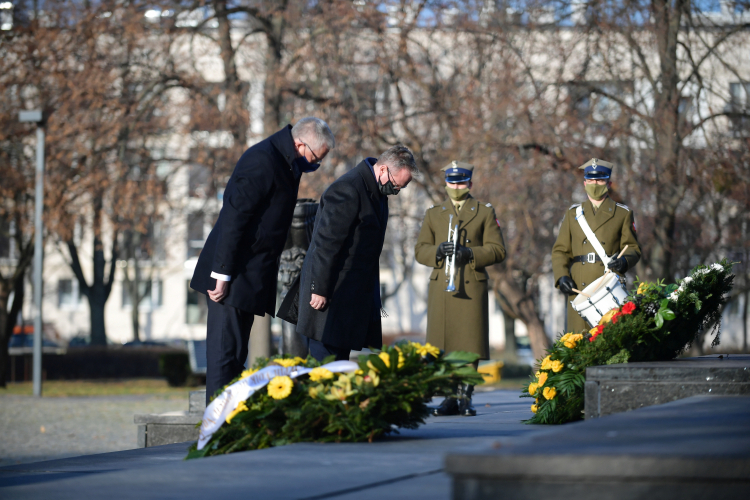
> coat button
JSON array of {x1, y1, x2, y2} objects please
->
[{"x1": 582, "y1": 282, "x2": 586, "y2": 286}]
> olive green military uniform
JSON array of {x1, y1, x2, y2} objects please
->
[
  {"x1": 415, "y1": 196, "x2": 506, "y2": 359},
  {"x1": 551, "y1": 196, "x2": 641, "y2": 333}
]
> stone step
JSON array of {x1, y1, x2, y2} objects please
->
[
  {"x1": 133, "y1": 390, "x2": 206, "y2": 448},
  {"x1": 585, "y1": 354, "x2": 750, "y2": 418}
]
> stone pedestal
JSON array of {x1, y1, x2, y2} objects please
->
[
  {"x1": 134, "y1": 390, "x2": 206, "y2": 448},
  {"x1": 585, "y1": 354, "x2": 750, "y2": 418},
  {"x1": 446, "y1": 395, "x2": 750, "y2": 500}
]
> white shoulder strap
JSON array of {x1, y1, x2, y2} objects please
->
[{"x1": 575, "y1": 206, "x2": 611, "y2": 266}]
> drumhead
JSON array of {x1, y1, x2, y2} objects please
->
[{"x1": 571, "y1": 273, "x2": 623, "y2": 309}]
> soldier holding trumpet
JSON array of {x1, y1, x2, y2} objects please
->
[{"x1": 415, "y1": 162, "x2": 506, "y2": 416}]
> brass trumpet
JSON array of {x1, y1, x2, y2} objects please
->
[{"x1": 445, "y1": 215, "x2": 459, "y2": 292}]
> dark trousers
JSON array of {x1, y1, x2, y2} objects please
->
[
  {"x1": 205, "y1": 298, "x2": 254, "y2": 405},
  {"x1": 305, "y1": 337, "x2": 350, "y2": 362}
]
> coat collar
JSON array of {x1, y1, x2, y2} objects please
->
[
  {"x1": 357, "y1": 157, "x2": 383, "y2": 202},
  {"x1": 269, "y1": 125, "x2": 298, "y2": 176},
  {"x1": 439, "y1": 195, "x2": 478, "y2": 226},
  {"x1": 583, "y1": 196, "x2": 616, "y2": 232}
]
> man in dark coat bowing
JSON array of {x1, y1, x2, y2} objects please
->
[
  {"x1": 191, "y1": 117, "x2": 335, "y2": 403},
  {"x1": 297, "y1": 145, "x2": 419, "y2": 361}
]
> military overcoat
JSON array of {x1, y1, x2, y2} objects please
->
[
  {"x1": 415, "y1": 196, "x2": 506, "y2": 359},
  {"x1": 551, "y1": 196, "x2": 641, "y2": 334}
]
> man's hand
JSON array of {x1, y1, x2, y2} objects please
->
[
  {"x1": 437, "y1": 241, "x2": 455, "y2": 260},
  {"x1": 454, "y1": 245, "x2": 473, "y2": 265},
  {"x1": 557, "y1": 276, "x2": 575, "y2": 295},
  {"x1": 607, "y1": 256, "x2": 628, "y2": 274},
  {"x1": 310, "y1": 293, "x2": 328, "y2": 310},
  {"x1": 209, "y1": 279, "x2": 229, "y2": 303}
]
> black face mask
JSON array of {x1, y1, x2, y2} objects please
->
[
  {"x1": 378, "y1": 168, "x2": 400, "y2": 196},
  {"x1": 293, "y1": 156, "x2": 320, "y2": 174}
]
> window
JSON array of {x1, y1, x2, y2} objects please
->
[
  {"x1": 729, "y1": 82, "x2": 750, "y2": 137},
  {"x1": 58, "y1": 279, "x2": 82, "y2": 309},
  {"x1": 186, "y1": 281, "x2": 208, "y2": 324},
  {"x1": 122, "y1": 280, "x2": 163, "y2": 310},
  {"x1": 569, "y1": 81, "x2": 632, "y2": 134},
  {"x1": 187, "y1": 212, "x2": 205, "y2": 258},
  {"x1": 188, "y1": 164, "x2": 211, "y2": 198}
]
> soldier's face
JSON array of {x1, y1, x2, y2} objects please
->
[
  {"x1": 583, "y1": 179, "x2": 611, "y2": 187},
  {"x1": 446, "y1": 181, "x2": 472, "y2": 189}
]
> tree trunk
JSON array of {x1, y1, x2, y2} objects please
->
[
  {"x1": 263, "y1": 16, "x2": 285, "y2": 135},
  {"x1": 496, "y1": 275, "x2": 551, "y2": 361},
  {"x1": 502, "y1": 308, "x2": 517, "y2": 363},
  {"x1": 214, "y1": 0, "x2": 249, "y2": 144},
  {"x1": 67, "y1": 197, "x2": 116, "y2": 346}
]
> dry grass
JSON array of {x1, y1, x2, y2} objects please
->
[{"x1": 0, "y1": 378, "x2": 200, "y2": 398}]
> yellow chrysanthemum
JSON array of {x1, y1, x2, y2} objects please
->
[
  {"x1": 537, "y1": 371, "x2": 548, "y2": 387},
  {"x1": 240, "y1": 368, "x2": 258, "y2": 379},
  {"x1": 274, "y1": 358, "x2": 298, "y2": 368},
  {"x1": 528, "y1": 382, "x2": 538, "y2": 396},
  {"x1": 267, "y1": 376, "x2": 293, "y2": 399},
  {"x1": 542, "y1": 386, "x2": 557, "y2": 400},
  {"x1": 599, "y1": 308, "x2": 619, "y2": 325},
  {"x1": 531, "y1": 404, "x2": 538, "y2": 413},
  {"x1": 637, "y1": 282, "x2": 648, "y2": 295},
  {"x1": 293, "y1": 357, "x2": 306, "y2": 364},
  {"x1": 355, "y1": 369, "x2": 364, "y2": 375},
  {"x1": 226, "y1": 401, "x2": 248, "y2": 423},
  {"x1": 589, "y1": 326, "x2": 600, "y2": 335},
  {"x1": 535, "y1": 370, "x2": 541, "y2": 378},
  {"x1": 559, "y1": 333, "x2": 572, "y2": 344},
  {"x1": 551, "y1": 360, "x2": 564, "y2": 373},
  {"x1": 416, "y1": 342, "x2": 440, "y2": 358},
  {"x1": 308, "y1": 367, "x2": 334, "y2": 382},
  {"x1": 540, "y1": 356, "x2": 553, "y2": 371}
]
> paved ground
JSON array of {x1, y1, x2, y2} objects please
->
[
  {"x1": 0, "y1": 394, "x2": 185, "y2": 466},
  {"x1": 0, "y1": 390, "x2": 535, "y2": 499}
]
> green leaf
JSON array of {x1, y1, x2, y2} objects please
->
[
  {"x1": 662, "y1": 310, "x2": 676, "y2": 320},
  {"x1": 660, "y1": 299, "x2": 668, "y2": 309},
  {"x1": 443, "y1": 351, "x2": 480, "y2": 365},
  {"x1": 655, "y1": 313, "x2": 664, "y2": 329}
]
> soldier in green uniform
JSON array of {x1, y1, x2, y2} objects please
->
[
  {"x1": 415, "y1": 161, "x2": 506, "y2": 416},
  {"x1": 552, "y1": 158, "x2": 641, "y2": 334}
]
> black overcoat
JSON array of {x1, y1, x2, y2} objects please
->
[
  {"x1": 296, "y1": 159, "x2": 387, "y2": 351},
  {"x1": 190, "y1": 126, "x2": 301, "y2": 316}
]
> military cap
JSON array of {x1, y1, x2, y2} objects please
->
[
  {"x1": 442, "y1": 161, "x2": 474, "y2": 183},
  {"x1": 579, "y1": 158, "x2": 613, "y2": 180}
]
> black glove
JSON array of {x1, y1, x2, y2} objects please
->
[
  {"x1": 557, "y1": 276, "x2": 575, "y2": 295},
  {"x1": 437, "y1": 241, "x2": 455, "y2": 260},
  {"x1": 607, "y1": 256, "x2": 629, "y2": 274},
  {"x1": 454, "y1": 245, "x2": 473, "y2": 265}
]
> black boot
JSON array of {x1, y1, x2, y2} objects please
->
[
  {"x1": 432, "y1": 396, "x2": 459, "y2": 416},
  {"x1": 458, "y1": 384, "x2": 476, "y2": 416}
]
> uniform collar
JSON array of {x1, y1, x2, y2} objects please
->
[{"x1": 269, "y1": 125, "x2": 298, "y2": 176}]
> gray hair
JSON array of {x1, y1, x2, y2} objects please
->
[
  {"x1": 376, "y1": 144, "x2": 419, "y2": 176},
  {"x1": 291, "y1": 117, "x2": 335, "y2": 151}
]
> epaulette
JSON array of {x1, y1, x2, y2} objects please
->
[
  {"x1": 616, "y1": 203, "x2": 630, "y2": 212},
  {"x1": 485, "y1": 202, "x2": 492, "y2": 208},
  {"x1": 569, "y1": 203, "x2": 581, "y2": 210}
]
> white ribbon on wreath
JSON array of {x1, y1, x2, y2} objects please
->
[{"x1": 197, "y1": 360, "x2": 358, "y2": 450}]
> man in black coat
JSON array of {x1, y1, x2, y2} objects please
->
[
  {"x1": 296, "y1": 145, "x2": 419, "y2": 361},
  {"x1": 190, "y1": 117, "x2": 335, "y2": 403}
]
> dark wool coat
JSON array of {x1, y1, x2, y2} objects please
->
[
  {"x1": 414, "y1": 196, "x2": 506, "y2": 359},
  {"x1": 551, "y1": 196, "x2": 641, "y2": 334},
  {"x1": 296, "y1": 159, "x2": 387, "y2": 351},
  {"x1": 190, "y1": 126, "x2": 301, "y2": 316}
]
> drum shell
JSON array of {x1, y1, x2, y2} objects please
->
[{"x1": 570, "y1": 273, "x2": 628, "y2": 328}]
